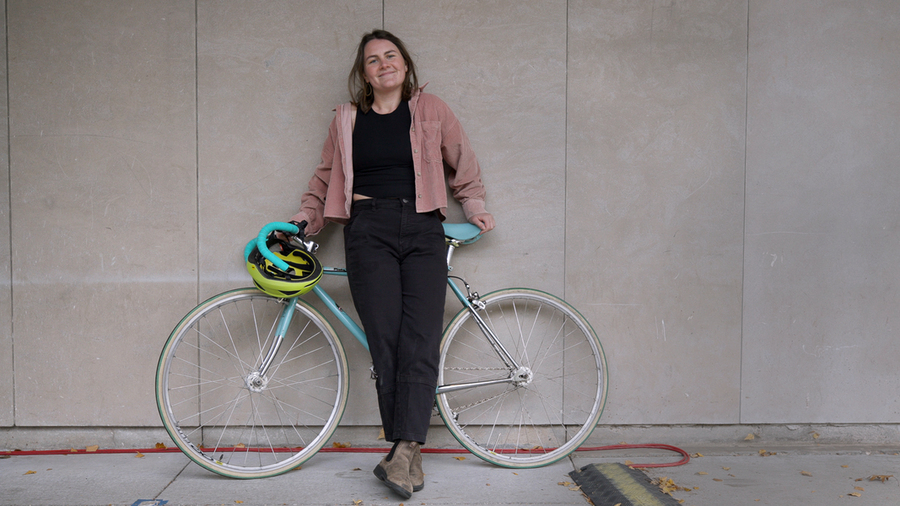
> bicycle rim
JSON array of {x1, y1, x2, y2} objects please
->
[
  {"x1": 437, "y1": 288, "x2": 608, "y2": 468},
  {"x1": 155, "y1": 288, "x2": 349, "y2": 478}
]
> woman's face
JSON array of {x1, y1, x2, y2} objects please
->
[{"x1": 363, "y1": 38, "x2": 408, "y2": 96}]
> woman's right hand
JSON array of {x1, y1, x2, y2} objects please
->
[{"x1": 469, "y1": 212, "x2": 495, "y2": 234}]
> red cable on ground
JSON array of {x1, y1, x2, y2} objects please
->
[
  {"x1": 0, "y1": 443, "x2": 690, "y2": 468},
  {"x1": 574, "y1": 444, "x2": 691, "y2": 468}
]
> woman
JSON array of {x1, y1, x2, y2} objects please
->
[{"x1": 289, "y1": 30, "x2": 494, "y2": 498}]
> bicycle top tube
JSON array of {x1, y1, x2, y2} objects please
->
[{"x1": 297, "y1": 222, "x2": 481, "y2": 351}]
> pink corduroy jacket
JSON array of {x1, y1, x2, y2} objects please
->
[{"x1": 291, "y1": 87, "x2": 488, "y2": 235}]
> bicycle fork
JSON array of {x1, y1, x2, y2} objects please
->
[{"x1": 245, "y1": 296, "x2": 299, "y2": 392}]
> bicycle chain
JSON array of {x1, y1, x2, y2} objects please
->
[{"x1": 444, "y1": 367, "x2": 507, "y2": 371}]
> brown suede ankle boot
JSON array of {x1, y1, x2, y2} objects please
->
[
  {"x1": 373, "y1": 440, "x2": 418, "y2": 499},
  {"x1": 409, "y1": 444, "x2": 424, "y2": 492}
]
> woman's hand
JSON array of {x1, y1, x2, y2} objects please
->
[{"x1": 469, "y1": 212, "x2": 495, "y2": 234}]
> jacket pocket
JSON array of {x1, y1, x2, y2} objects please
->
[{"x1": 421, "y1": 121, "x2": 442, "y2": 163}]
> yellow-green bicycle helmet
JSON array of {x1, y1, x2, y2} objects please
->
[{"x1": 246, "y1": 233, "x2": 322, "y2": 298}]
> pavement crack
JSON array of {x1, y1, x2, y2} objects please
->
[{"x1": 154, "y1": 460, "x2": 192, "y2": 499}]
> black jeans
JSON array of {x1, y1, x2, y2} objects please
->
[{"x1": 343, "y1": 198, "x2": 446, "y2": 444}]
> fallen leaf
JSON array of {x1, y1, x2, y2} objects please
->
[
  {"x1": 842, "y1": 465, "x2": 849, "y2": 468},
  {"x1": 691, "y1": 453, "x2": 704, "y2": 458},
  {"x1": 651, "y1": 477, "x2": 690, "y2": 495},
  {"x1": 697, "y1": 471, "x2": 708, "y2": 475},
  {"x1": 135, "y1": 452, "x2": 145, "y2": 458},
  {"x1": 744, "y1": 433, "x2": 756, "y2": 441},
  {"x1": 454, "y1": 456, "x2": 466, "y2": 461},
  {"x1": 353, "y1": 501, "x2": 362, "y2": 506},
  {"x1": 568, "y1": 485, "x2": 581, "y2": 491},
  {"x1": 723, "y1": 467, "x2": 731, "y2": 471},
  {"x1": 332, "y1": 442, "x2": 351, "y2": 449},
  {"x1": 512, "y1": 472, "x2": 518, "y2": 475},
  {"x1": 235, "y1": 501, "x2": 243, "y2": 504},
  {"x1": 352, "y1": 467, "x2": 361, "y2": 471},
  {"x1": 86, "y1": 445, "x2": 99, "y2": 452},
  {"x1": 854, "y1": 487, "x2": 864, "y2": 491},
  {"x1": 868, "y1": 475, "x2": 893, "y2": 483},
  {"x1": 713, "y1": 478, "x2": 723, "y2": 482},
  {"x1": 801, "y1": 471, "x2": 812, "y2": 477},
  {"x1": 625, "y1": 460, "x2": 635, "y2": 466},
  {"x1": 758, "y1": 449, "x2": 776, "y2": 457},
  {"x1": 558, "y1": 481, "x2": 573, "y2": 486},
  {"x1": 377, "y1": 428, "x2": 385, "y2": 440},
  {"x1": 849, "y1": 492, "x2": 861, "y2": 497},
  {"x1": 811, "y1": 432, "x2": 820, "y2": 439},
  {"x1": 155, "y1": 443, "x2": 167, "y2": 450},
  {"x1": 24, "y1": 470, "x2": 36, "y2": 475},
  {"x1": 234, "y1": 443, "x2": 246, "y2": 448}
]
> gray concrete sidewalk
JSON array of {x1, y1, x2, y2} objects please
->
[{"x1": 1, "y1": 445, "x2": 898, "y2": 505}]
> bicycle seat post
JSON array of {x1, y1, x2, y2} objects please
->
[{"x1": 445, "y1": 240, "x2": 461, "y2": 270}]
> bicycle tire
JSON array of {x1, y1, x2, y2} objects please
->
[
  {"x1": 436, "y1": 288, "x2": 608, "y2": 468},
  {"x1": 156, "y1": 288, "x2": 349, "y2": 479}
]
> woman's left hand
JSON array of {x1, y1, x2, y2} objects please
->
[{"x1": 469, "y1": 212, "x2": 495, "y2": 234}]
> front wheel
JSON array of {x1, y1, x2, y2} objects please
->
[
  {"x1": 436, "y1": 288, "x2": 608, "y2": 468},
  {"x1": 155, "y1": 288, "x2": 349, "y2": 478}
]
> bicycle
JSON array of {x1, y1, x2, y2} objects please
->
[{"x1": 155, "y1": 221, "x2": 608, "y2": 479}]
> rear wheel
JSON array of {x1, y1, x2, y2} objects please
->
[
  {"x1": 436, "y1": 288, "x2": 607, "y2": 468},
  {"x1": 156, "y1": 288, "x2": 348, "y2": 478}
]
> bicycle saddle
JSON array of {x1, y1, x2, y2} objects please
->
[{"x1": 442, "y1": 222, "x2": 482, "y2": 244}]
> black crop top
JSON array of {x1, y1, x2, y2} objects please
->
[{"x1": 352, "y1": 101, "x2": 416, "y2": 199}]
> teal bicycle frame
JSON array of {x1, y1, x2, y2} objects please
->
[{"x1": 247, "y1": 221, "x2": 522, "y2": 395}]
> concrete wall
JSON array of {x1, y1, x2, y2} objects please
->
[{"x1": 2, "y1": 0, "x2": 899, "y2": 442}]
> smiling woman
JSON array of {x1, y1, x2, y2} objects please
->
[
  {"x1": 288, "y1": 29, "x2": 495, "y2": 499},
  {"x1": 362, "y1": 39, "x2": 409, "y2": 111},
  {"x1": 348, "y1": 30, "x2": 419, "y2": 115}
]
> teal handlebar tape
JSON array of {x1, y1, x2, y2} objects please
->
[{"x1": 244, "y1": 222, "x2": 301, "y2": 271}]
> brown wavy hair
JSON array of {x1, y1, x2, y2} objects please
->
[{"x1": 349, "y1": 30, "x2": 419, "y2": 113}]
